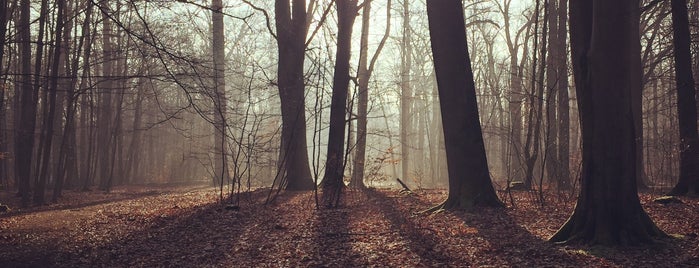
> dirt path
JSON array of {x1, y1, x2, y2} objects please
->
[{"x1": 0, "y1": 186, "x2": 697, "y2": 267}]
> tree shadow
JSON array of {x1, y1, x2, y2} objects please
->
[
  {"x1": 448, "y1": 207, "x2": 582, "y2": 266},
  {"x1": 308, "y1": 202, "x2": 357, "y2": 266},
  {"x1": 0, "y1": 188, "x2": 273, "y2": 267},
  {"x1": 366, "y1": 189, "x2": 456, "y2": 266}
]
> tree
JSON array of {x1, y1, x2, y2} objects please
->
[
  {"x1": 212, "y1": 0, "x2": 228, "y2": 188},
  {"x1": 321, "y1": 0, "x2": 357, "y2": 207},
  {"x1": 274, "y1": 0, "x2": 315, "y2": 190},
  {"x1": 550, "y1": 0, "x2": 666, "y2": 245},
  {"x1": 350, "y1": 0, "x2": 391, "y2": 188},
  {"x1": 555, "y1": 0, "x2": 570, "y2": 190},
  {"x1": 34, "y1": 0, "x2": 66, "y2": 204},
  {"x1": 425, "y1": 0, "x2": 502, "y2": 210},
  {"x1": 667, "y1": 0, "x2": 699, "y2": 196},
  {"x1": 15, "y1": 0, "x2": 37, "y2": 207},
  {"x1": 400, "y1": 0, "x2": 412, "y2": 184}
]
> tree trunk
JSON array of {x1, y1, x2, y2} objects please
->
[
  {"x1": 98, "y1": 1, "x2": 114, "y2": 191},
  {"x1": 35, "y1": 0, "x2": 66, "y2": 204},
  {"x1": 550, "y1": 0, "x2": 666, "y2": 245},
  {"x1": 544, "y1": 0, "x2": 560, "y2": 187},
  {"x1": 667, "y1": 0, "x2": 699, "y2": 196},
  {"x1": 0, "y1": 0, "x2": 8, "y2": 190},
  {"x1": 426, "y1": 0, "x2": 502, "y2": 210},
  {"x1": 523, "y1": 0, "x2": 547, "y2": 189},
  {"x1": 211, "y1": 0, "x2": 228, "y2": 188},
  {"x1": 321, "y1": 0, "x2": 357, "y2": 207},
  {"x1": 15, "y1": 0, "x2": 37, "y2": 207},
  {"x1": 400, "y1": 0, "x2": 412, "y2": 184},
  {"x1": 275, "y1": 0, "x2": 315, "y2": 190},
  {"x1": 556, "y1": 0, "x2": 570, "y2": 190}
]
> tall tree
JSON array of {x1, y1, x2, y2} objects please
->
[
  {"x1": 400, "y1": 0, "x2": 412, "y2": 184},
  {"x1": 97, "y1": 0, "x2": 115, "y2": 191},
  {"x1": 667, "y1": 0, "x2": 699, "y2": 196},
  {"x1": 34, "y1": 0, "x2": 66, "y2": 204},
  {"x1": 15, "y1": 0, "x2": 37, "y2": 207},
  {"x1": 0, "y1": 0, "x2": 8, "y2": 188},
  {"x1": 350, "y1": 0, "x2": 391, "y2": 188},
  {"x1": 275, "y1": 0, "x2": 315, "y2": 190},
  {"x1": 212, "y1": 0, "x2": 228, "y2": 187},
  {"x1": 322, "y1": 0, "x2": 357, "y2": 207},
  {"x1": 555, "y1": 0, "x2": 570, "y2": 190},
  {"x1": 544, "y1": 0, "x2": 560, "y2": 188},
  {"x1": 425, "y1": 0, "x2": 502, "y2": 210},
  {"x1": 550, "y1": 0, "x2": 666, "y2": 245}
]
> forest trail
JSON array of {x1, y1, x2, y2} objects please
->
[{"x1": 0, "y1": 185, "x2": 697, "y2": 267}]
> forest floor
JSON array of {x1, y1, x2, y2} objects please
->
[{"x1": 0, "y1": 184, "x2": 697, "y2": 267}]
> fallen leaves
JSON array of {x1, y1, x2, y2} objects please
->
[{"x1": 0, "y1": 185, "x2": 697, "y2": 267}]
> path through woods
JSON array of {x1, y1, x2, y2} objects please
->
[{"x1": 0, "y1": 185, "x2": 697, "y2": 267}]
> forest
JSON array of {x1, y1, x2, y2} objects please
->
[{"x1": 0, "y1": 0, "x2": 698, "y2": 266}]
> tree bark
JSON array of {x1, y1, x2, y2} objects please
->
[
  {"x1": 35, "y1": 0, "x2": 66, "y2": 204},
  {"x1": 556, "y1": 0, "x2": 570, "y2": 190},
  {"x1": 400, "y1": 0, "x2": 412, "y2": 184},
  {"x1": 275, "y1": 0, "x2": 315, "y2": 190},
  {"x1": 426, "y1": 0, "x2": 502, "y2": 210},
  {"x1": 211, "y1": 0, "x2": 228, "y2": 188},
  {"x1": 544, "y1": 0, "x2": 560, "y2": 187},
  {"x1": 550, "y1": 0, "x2": 666, "y2": 245},
  {"x1": 97, "y1": 0, "x2": 114, "y2": 191},
  {"x1": 350, "y1": 0, "x2": 390, "y2": 189},
  {"x1": 667, "y1": 0, "x2": 699, "y2": 196},
  {"x1": 321, "y1": 0, "x2": 357, "y2": 207},
  {"x1": 15, "y1": 0, "x2": 37, "y2": 207}
]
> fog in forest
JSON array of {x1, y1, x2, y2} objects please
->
[
  {"x1": 0, "y1": 0, "x2": 696, "y2": 204},
  {"x1": 1, "y1": 0, "x2": 699, "y2": 266}
]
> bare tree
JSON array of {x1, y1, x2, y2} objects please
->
[
  {"x1": 274, "y1": 0, "x2": 315, "y2": 190},
  {"x1": 350, "y1": 0, "x2": 391, "y2": 188},
  {"x1": 425, "y1": 0, "x2": 502, "y2": 211},
  {"x1": 667, "y1": 0, "x2": 699, "y2": 196},
  {"x1": 550, "y1": 0, "x2": 666, "y2": 245}
]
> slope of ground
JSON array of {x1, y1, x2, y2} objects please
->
[{"x1": 0, "y1": 185, "x2": 697, "y2": 267}]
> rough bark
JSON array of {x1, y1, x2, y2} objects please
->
[
  {"x1": 426, "y1": 0, "x2": 502, "y2": 211},
  {"x1": 667, "y1": 0, "x2": 699, "y2": 196},
  {"x1": 15, "y1": 0, "x2": 36, "y2": 207},
  {"x1": 275, "y1": 0, "x2": 315, "y2": 190},
  {"x1": 550, "y1": 0, "x2": 666, "y2": 245},
  {"x1": 322, "y1": 0, "x2": 357, "y2": 207}
]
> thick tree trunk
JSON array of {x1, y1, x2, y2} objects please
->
[
  {"x1": 667, "y1": 0, "x2": 699, "y2": 196},
  {"x1": 321, "y1": 0, "x2": 356, "y2": 207},
  {"x1": 550, "y1": 0, "x2": 666, "y2": 245},
  {"x1": 426, "y1": 0, "x2": 502, "y2": 210},
  {"x1": 15, "y1": 0, "x2": 37, "y2": 207},
  {"x1": 275, "y1": 0, "x2": 314, "y2": 190}
]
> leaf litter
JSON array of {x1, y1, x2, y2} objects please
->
[{"x1": 0, "y1": 185, "x2": 697, "y2": 267}]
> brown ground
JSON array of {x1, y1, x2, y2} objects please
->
[{"x1": 0, "y1": 185, "x2": 697, "y2": 267}]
